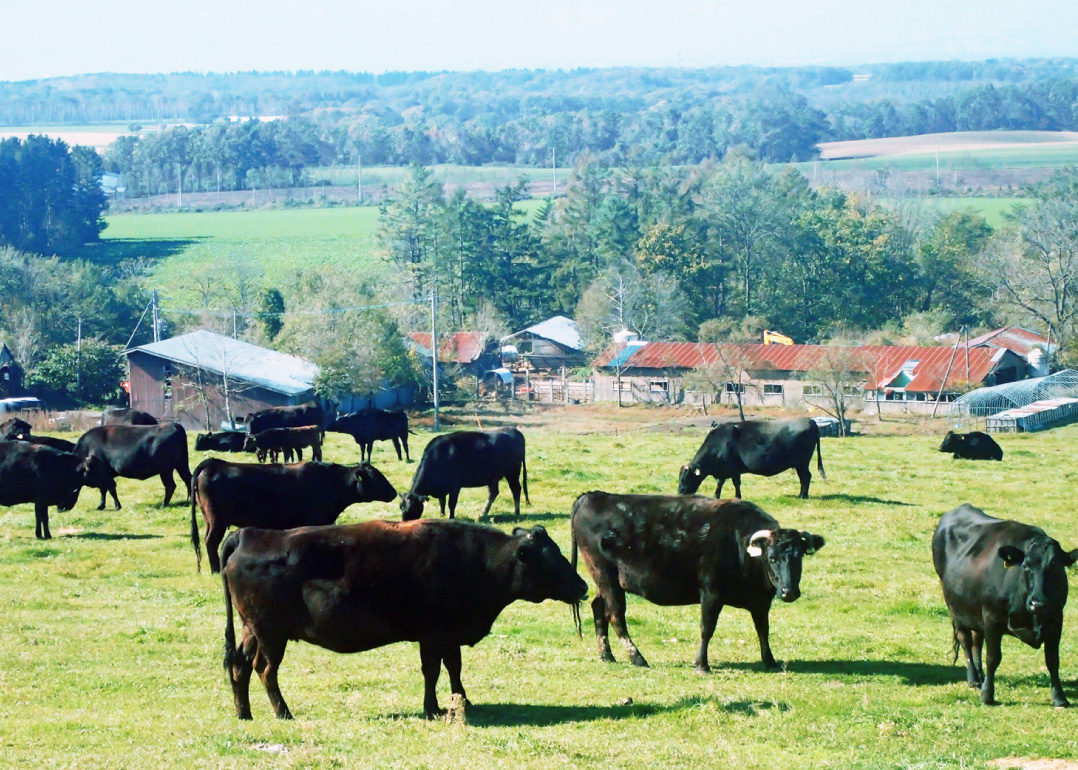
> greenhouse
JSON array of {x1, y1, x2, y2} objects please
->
[{"x1": 950, "y1": 369, "x2": 1078, "y2": 417}]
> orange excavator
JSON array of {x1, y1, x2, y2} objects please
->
[{"x1": 763, "y1": 329, "x2": 794, "y2": 346}]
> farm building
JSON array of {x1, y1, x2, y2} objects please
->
[
  {"x1": 126, "y1": 330, "x2": 416, "y2": 429},
  {"x1": 408, "y1": 332, "x2": 499, "y2": 377},
  {"x1": 0, "y1": 344, "x2": 24, "y2": 399},
  {"x1": 592, "y1": 338, "x2": 1032, "y2": 414},
  {"x1": 501, "y1": 316, "x2": 588, "y2": 373},
  {"x1": 964, "y1": 325, "x2": 1053, "y2": 375}
]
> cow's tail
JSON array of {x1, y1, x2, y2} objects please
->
[
  {"x1": 816, "y1": 429, "x2": 827, "y2": 481},
  {"x1": 950, "y1": 621, "x2": 960, "y2": 665},
  {"x1": 522, "y1": 453, "x2": 530, "y2": 506},
  {"x1": 221, "y1": 532, "x2": 241, "y2": 674},
  {"x1": 570, "y1": 495, "x2": 583, "y2": 637},
  {"x1": 190, "y1": 458, "x2": 213, "y2": 573}
]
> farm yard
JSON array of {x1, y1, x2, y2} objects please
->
[{"x1": 0, "y1": 405, "x2": 1076, "y2": 769}]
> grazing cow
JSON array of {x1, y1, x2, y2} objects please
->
[
  {"x1": 0, "y1": 442, "x2": 113, "y2": 539},
  {"x1": 195, "y1": 432, "x2": 249, "y2": 453},
  {"x1": 101, "y1": 407, "x2": 158, "y2": 426},
  {"x1": 678, "y1": 418, "x2": 825, "y2": 499},
  {"x1": 571, "y1": 491, "x2": 825, "y2": 671},
  {"x1": 399, "y1": 428, "x2": 528, "y2": 521},
  {"x1": 190, "y1": 458, "x2": 398, "y2": 573},
  {"x1": 327, "y1": 409, "x2": 412, "y2": 462},
  {"x1": 932, "y1": 504, "x2": 1077, "y2": 707},
  {"x1": 10, "y1": 433, "x2": 77, "y2": 453},
  {"x1": 74, "y1": 423, "x2": 192, "y2": 509},
  {"x1": 242, "y1": 426, "x2": 322, "y2": 463},
  {"x1": 940, "y1": 431, "x2": 1003, "y2": 461},
  {"x1": 0, "y1": 417, "x2": 32, "y2": 439},
  {"x1": 245, "y1": 403, "x2": 325, "y2": 437},
  {"x1": 221, "y1": 519, "x2": 587, "y2": 719}
]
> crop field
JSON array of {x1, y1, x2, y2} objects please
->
[
  {"x1": 308, "y1": 164, "x2": 550, "y2": 189},
  {"x1": 1, "y1": 406, "x2": 1076, "y2": 769},
  {"x1": 885, "y1": 197, "x2": 1028, "y2": 230}
]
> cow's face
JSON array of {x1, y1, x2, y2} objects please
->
[
  {"x1": 242, "y1": 435, "x2": 257, "y2": 452},
  {"x1": 354, "y1": 463, "x2": 397, "y2": 503},
  {"x1": 998, "y1": 539, "x2": 1078, "y2": 616},
  {"x1": 678, "y1": 464, "x2": 705, "y2": 495},
  {"x1": 939, "y1": 431, "x2": 961, "y2": 453},
  {"x1": 511, "y1": 526, "x2": 588, "y2": 604},
  {"x1": 194, "y1": 433, "x2": 211, "y2": 451},
  {"x1": 399, "y1": 493, "x2": 426, "y2": 521},
  {"x1": 80, "y1": 452, "x2": 115, "y2": 491},
  {"x1": 746, "y1": 528, "x2": 825, "y2": 602}
]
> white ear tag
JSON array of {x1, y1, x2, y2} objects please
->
[{"x1": 746, "y1": 544, "x2": 763, "y2": 557}]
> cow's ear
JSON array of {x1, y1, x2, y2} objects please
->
[
  {"x1": 513, "y1": 527, "x2": 529, "y2": 537},
  {"x1": 531, "y1": 525, "x2": 547, "y2": 538},
  {"x1": 802, "y1": 531, "x2": 825, "y2": 554},
  {"x1": 1065, "y1": 549, "x2": 1078, "y2": 567},
  {"x1": 998, "y1": 546, "x2": 1025, "y2": 568}
]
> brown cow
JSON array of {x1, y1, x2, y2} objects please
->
[
  {"x1": 221, "y1": 519, "x2": 588, "y2": 719},
  {"x1": 190, "y1": 458, "x2": 397, "y2": 572},
  {"x1": 243, "y1": 426, "x2": 322, "y2": 463}
]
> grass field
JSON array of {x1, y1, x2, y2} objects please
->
[
  {"x1": 1, "y1": 406, "x2": 1076, "y2": 769},
  {"x1": 308, "y1": 164, "x2": 549, "y2": 189},
  {"x1": 888, "y1": 197, "x2": 1029, "y2": 230},
  {"x1": 808, "y1": 144, "x2": 1078, "y2": 174}
]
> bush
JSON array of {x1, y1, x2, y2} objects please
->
[{"x1": 26, "y1": 340, "x2": 125, "y2": 406}]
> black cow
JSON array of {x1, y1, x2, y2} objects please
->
[
  {"x1": 0, "y1": 442, "x2": 113, "y2": 539},
  {"x1": 10, "y1": 433, "x2": 77, "y2": 453},
  {"x1": 75, "y1": 423, "x2": 192, "y2": 509},
  {"x1": 940, "y1": 431, "x2": 1003, "y2": 461},
  {"x1": 571, "y1": 491, "x2": 825, "y2": 671},
  {"x1": 245, "y1": 403, "x2": 325, "y2": 437},
  {"x1": 327, "y1": 409, "x2": 412, "y2": 462},
  {"x1": 678, "y1": 418, "x2": 825, "y2": 499},
  {"x1": 243, "y1": 426, "x2": 322, "y2": 463},
  {"x1": 933, "y1": 504, "x2": 1077, "y2": 707},
  {"x1": 0, "y1": 417, "x2": 32, "y2": 439},
  {"x1": 101, "y1": 408, "x2": 158, "y2": 426},
  {"x1": 399, "y1": 428, "x2": 528, "y2": 521},
  {"x1": 221, "y1": 519, "x2": 587, "y2": 719},
  {"x1": 190, "y1": 458, "x2": 398, "y2": 573},
  {"x1": 195, "y1": 432, "x2": 249, "y2": 453}
]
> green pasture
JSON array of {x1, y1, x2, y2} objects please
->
[
  {"x1": 1, "y1": 408, "x2": 1077, "y2": 768},
  {"x1": 806, "y1": 142, "x2": 1078, "y2": 173},
  {"x1": 883, "y1": 197, "x2": 1028, "y2": 230}
]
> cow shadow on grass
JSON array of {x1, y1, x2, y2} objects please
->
[
  {"x1": 815, "y1": 493, "x2": 913, "y2": 507},
  {"x1": 70, "y1": 532, "x2": 161, "y2": 541},
  {"x1": 720, "y1": 658, "x2": 956, "y2": 685},
  {"x1": 485, "y1": 511, "x2": 569, "y2": 525}
]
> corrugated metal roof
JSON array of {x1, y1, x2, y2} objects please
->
[
  {"x1": 966, "y1": 326, "x2": 1051, "y2": 357},
  {"x1": 128, "y1": 330, "x2": 318, "y2": 397},
  {"x1": 594, "y1": 341, "x2": 1003, "y2": 393},
  {"x1": 409, "y1": 332, "x2": 488, "y2": 364},
  {"x1": 504, "y1": 316, "x2": 583, "y2": 351}
]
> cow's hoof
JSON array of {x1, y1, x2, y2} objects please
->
[
  {"x1": 763, "y1": 660, "x2": 782, "y2": 671},
  {"x1": 236, "y1": 710, "x2": 253, "y2": 721},
  {"x1": 694, "y1": 664, "x2": 711, "y2": 675},
  {"x1": 424, "y1": 708, "x2": 446, "y2": 720},
  {"x1": 1052, "y1": 698, "x2": 1070, "y2": 709},
  {"x1": 96, "y1": 505, "x2": 105, "y2": 511},
  {"x1": 275, "y1": 710, "x2": 294, "y2": 720},
  {"x1": 599, "y1": 653, "x2": 616, "y2": 663},
  {"x1": 629, "y1": 655, "x2": 649, "y2": 668}
]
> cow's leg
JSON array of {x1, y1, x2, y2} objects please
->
[
  {"x1": 731, "y1": 475, "x2": 742, "y2": 499},
  {"x1": 34, "y1": 502, "x2": 51, "y2": 540},
  {"x1": 507, "y1": 472, "x2": 522, "y2": 516},
  {"x1": 970, "y1": 629, "x2": 985, "y2": 685},
  {"x1": 205, "y1": 521, "x2": 227, "y2": 574},
  {"x1": 401, "y1": 433, "x2": 411, "y2": 462},
  {"x1": 1044, "y1": 618, "x2": 1069, "y2": 707},
  {"x1": 442, "y1": 645, "x2": 470, "y2": 707},
  {"x1": 391, "y1": 437, "x2": 403, "y2": 461},
  {"x1": 479, "y1": 482, "x2": 499, "y2": 518},
  {"x1": 714, "y1": 478, "x2": 725, "y2": 498},
  {"x1": 312, "y1": 442, "x2": 322, "y2": 462},
  {"x1": 438, "y1": 496, "x2": 447, "y2": 517},
  {"x1": 160, "y1": 472, "x2": 177, "y2": 506},
  {"x1": 108, "y1": 482, "x2": 122, "y2": 510},
  {"x1": 796, "y1": 466, "x2": 811, "y2": 499},
  {"x1": 980, "y1": 624, "x2": 1003, "y2": 705},
  {"x1": 750, "y1": 606, "x2": 779, "y2": 669},
  {"x1": 591, "y1": 594, "x2": 616, "y2": 662},
  {"x1": 230, "y1": 629, "x2": 256, "y2": 720},
  {"x1": 255, "y1": 638, "x2": 292, "y2": 719},
  {"x1": 419, "y1": 642, "x2": 443, "y2": 717},
  {"x1": 694, "y1": 592, "x2": 723, "y2": 673},
  {"x1": 447, "y1": 489, "x2": 460, "y2": 519},
  {"x1": 606, "y1": 582, "x2": 647, "y2": 667},
  {"x1": 176, "y1": 463, "x2": 192, "y2": 501},
  {"x1": 295, "y1": 448, "x2": 303, "y2": 462},
  {"x1": 956, "y1": 625, "x2": 981, "y2": 688}
]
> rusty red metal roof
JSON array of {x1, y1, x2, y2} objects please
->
[
  {"x1": 966, "y1": 326, "x2": 1049, "y2": 357},
  {"x1": 409, "y1": 332, "x2": 488, "y2": 364},
  {"x1": 594, "y1": 341, "x2": 1004, "y2": 393}
]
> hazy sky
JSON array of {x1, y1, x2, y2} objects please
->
[{"x1": 3, "y1": 0, "x2": 1078, "y2": 81}]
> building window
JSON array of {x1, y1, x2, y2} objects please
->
[
  {"x1": 649, "y1": 379, "x2": 669, "y2": 394},
  {"x1": 763, "y1": 384, "x2": 784, "y2": 396},
  {"x1": 803, "y1": 384, "x2": 822, "y2": 396},
  {"x1": 724, "y1": 382, "x2": 745, "y2": 393},
  {"x1": 616, "y1": 380, "x2": 632, "y2": 392}
]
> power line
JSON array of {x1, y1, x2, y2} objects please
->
[{"x1": 156, "y1": 299, "x2": 426, "y2": 318}]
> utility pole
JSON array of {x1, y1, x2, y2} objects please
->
[
  {"x1": 431, "y1": 290, "x2": 440, "y2": 432},
  {"x1": 177, "y1": 162, "x2": 182, "y2": 207},
  {"x1": 76, "y1": 318, "x2": 82, "y2": 393},
  {"x1": 151, "y1": 290, "x2": 160, "y2": 342},
  {"x1": 233, "y1": 309, "x2": 238, "y2": 339},
  {"x1": 552, "y1": 147, "x2": 557, "y2": 198}
]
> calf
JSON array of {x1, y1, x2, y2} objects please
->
[
  {"x1": 245, "y1": 403, "x2": 325, "y2": 436},
  {"x1": 939, "y1": 431, "x2": 1003, "y2": 461},
  {"x1": 243, "y1": 426, "x2": 322, "y2": 463},
  {"x1": 399, "y1": 428, "x2": 528, "y2": 521},
  {"x1": 75, "y1": 423, "x2": 192, "y2": 509},
  {"x1": 0, "y1": 442, "x2": 113, "y2": 538},
  {"x1": 190, "y1": 458, "x2": 398, "y2": 572},
  {"x1": 221, "y1": 519, "x2": 587, "y2": 719},
  {"x1": 571, "y1": 491, "x2": 825, "y2": 671},
  {"x1": 327, "y1": 409, "x2": 412, "y2": 462},
  {"x1": 933, "y1": 504, "x2": 1077, "y2": 706}
]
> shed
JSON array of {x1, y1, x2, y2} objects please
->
[
  {"x1": 501, "y1": 316, "x2": 587, "y2": 372},
  {"x1": 0, "y1": 343, "x2": 24, "y2": 399}
]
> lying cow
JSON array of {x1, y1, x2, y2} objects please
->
[
  {"x1": 221, "y1": 519, "x2": 587, "y2": 719},
  {"x1": 678, "y1": 418, "x2": 825, "y2": 499},
  {"x1": 571, "y1": 491, "x2": 825, "y2": 671},
  {"x1": 327, "y1": 409, "x2": 412, "y2": 462},
  {"x1": 195, "y1": 432, "x2": 249, "y2": 453},
  {"x1": 245, "y1": 403, "x2": 324, "y2": 436},
  {"x1": 243, "y1": 426, "x2": 322, "y2": 463},
  {"x1": 0, "y1": 417, "x2": 32, "y2": 439},
  {"x1": 0, "y1": 442, "x2": 113, "y2": 539},
  {"x1": 399, "y1": 428, "x2": 528, "y2": 521},
  {"x1": 101, "y1": 407, "x2": 158, "y2": 426},
  {"x1": 190, "y1": 457, "x2": 398, "y2": 573},
  {"x1": 939, "y1": 431, "x2": 1003, "y2": 461},
  {"x1": 8, "y1": 433, "x2": 77, "y2": 453},
  {"x1": 933, "y1": 504, "x2": 1077, "y2": 707},
  {"x1": 74, "y1": 422, "x2": 192, "y2": 509}
]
